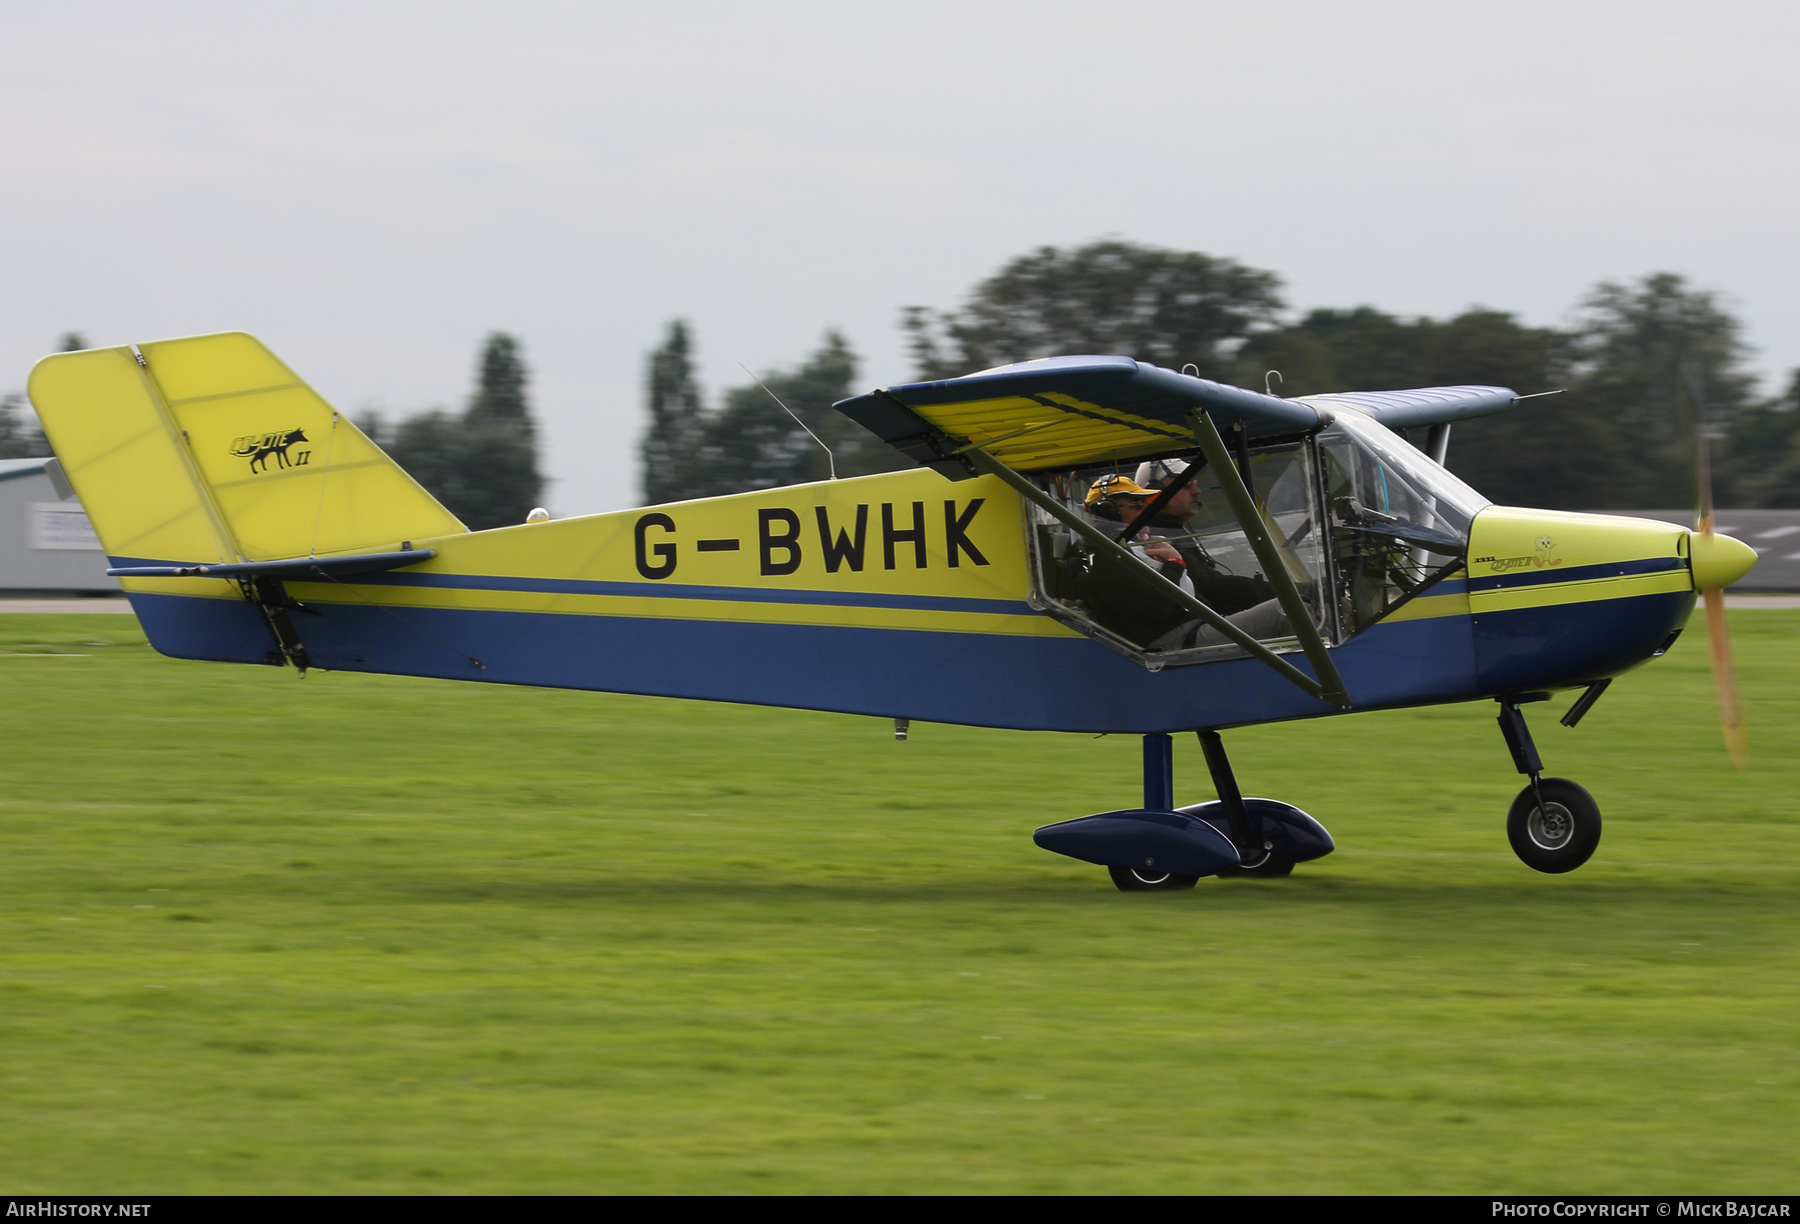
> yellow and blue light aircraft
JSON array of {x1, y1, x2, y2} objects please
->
[{"x1": 27, "y1": 333, "x2": 1757, "y2": 891}]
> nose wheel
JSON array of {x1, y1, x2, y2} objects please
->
[
  {"x1": 1506, "y1": 777, "x2": 1602, "y2": 874},
  {"x1": 1496, "y1": 697, "x2": 1604, "y2": 874}
]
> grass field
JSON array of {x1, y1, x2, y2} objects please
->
[{"x1": 1, "y1": 610, "x2": 1796, "y2": 1194}]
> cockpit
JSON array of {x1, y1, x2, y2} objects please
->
[{"x1": 1025, "y1": 410, "x2": 1491, "y2": 667}]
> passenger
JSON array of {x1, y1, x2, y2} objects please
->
[
  {"x1": 1084, "y1": 475, "x2": 1194, "y2": 595},
  {"x1": 1131, "y1": 457, "x2": 1290, "y2": 648}
]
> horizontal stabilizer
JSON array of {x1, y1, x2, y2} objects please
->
[{"x1": 108, "y1": 548, "x2": 437, "y2": 581}]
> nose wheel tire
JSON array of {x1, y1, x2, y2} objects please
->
[
  {"x1": 1506, "y1": 777, "x2": 1602, "y2": 874},
  {"x1": 1108, "y1": 865, "x2": 1199, "y2": 891}
]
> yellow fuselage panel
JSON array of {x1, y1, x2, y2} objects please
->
[
  {"x1": 421, "y1": 469, "x2": 1025, "y2": 592},
  {"x1": 305, "y1": 468, "x2": 1079, "y2": 638},
  {"x1": 1380, "y1": 571, "x2": 1470, "y2": 623},
  {"x1": 1466, "y1": 507, "x2": 1693, "y2": 614}
]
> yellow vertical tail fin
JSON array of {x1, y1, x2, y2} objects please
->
[{"x1": 28, "y1": 332, "x2": 466, "y2": 565}]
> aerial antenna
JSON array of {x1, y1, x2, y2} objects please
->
[
  {"x1": 1265, "y1": 370, "x2": 1284, "y2": 396},
  {"x1": 740, "y1": 363, "x2": 835, "y2": 480}
]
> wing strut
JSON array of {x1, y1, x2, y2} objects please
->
[
  {"x1": 962, "y1": 446, "x2": 1347, "y2": 708},
  {"x1": 1187, "y1": 409, "x2": 1352, "y2": 709}
]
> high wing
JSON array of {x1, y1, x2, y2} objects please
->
[
  {"x1": 1293, "y1": 386, "x2": 1517, "y2": 431},
  {"x1": 834, "y1": 355, "x2": 1517, "y2": 475}
]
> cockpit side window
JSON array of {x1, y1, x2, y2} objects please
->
[
  {"x1": 1025, "y1": 441, "x2": 1333, "y2": 668},
  {"x1": 1316, "y1": 411, "x2": 1491, "y2": 632}
]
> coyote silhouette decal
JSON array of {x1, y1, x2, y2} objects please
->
[{"x1": 229, "y1": 428, "x2": 311, "y2": 474}]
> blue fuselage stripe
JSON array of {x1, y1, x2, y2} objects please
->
[
  {"x1": 116, "y1": 566, "x2": 1693, "y2": 733},
  {"x1": 106, "y1": 556, "x2": 1034, "y2": 616},
  {"x1": 356, "y1": 571, "x2": 1036, "y2": 614},
  {"x1": 123, "y1": 587, "x2": 1489, "y2": 733},
  {"x1": 1467, "y1": 556, "x2": 1685, "y2": 592}
]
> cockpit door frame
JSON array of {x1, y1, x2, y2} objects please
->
[
  {"x1": 966, "y1": 443, "x2": 1353, "y2": 711},
  {"x1": 1186, "y1": 409, "x2": 1352, "y2": 710}
]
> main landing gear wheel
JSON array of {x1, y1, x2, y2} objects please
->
[
  {"x1": 1108, "y1": 865, "x2": 1199, "y2": 892},
  {"x1": 1506, "y1": 777, "x2": 1602, "y2": 874},
  {"x1": 1218, "y1": 850, "x2": 1295, "y2": 879}
]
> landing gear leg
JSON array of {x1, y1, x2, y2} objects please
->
[
  {"x1": 1198, "y1": 730, "x2": 1293, "y2": 878},
  {"x1": 1143, "y1": 732, "x2": 1174, "y2": 811},
  {"x1": 1496, "y1": 698, "x2": 1602, "y2": 874},
  {"x1": 1108, "y1": 734, "x2": 1198, "y2": 892}
]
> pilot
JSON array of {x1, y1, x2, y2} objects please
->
[
  {"x1": 1132, "y1": 458, "x2": 1273, "y2": 614},
  {"x1": 1131, "y1": 457, "x2": 1290, "y2": 648},
  {"x1": 1084, "y1": 475, "x2": 1193, "y2": 594}
]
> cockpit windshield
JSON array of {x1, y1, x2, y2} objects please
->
[
  {"x1": 1316, "y1": 410, "x2": 1490, "y2": 631},
  {"x1": 1321, "y1": 411, "x2": 1488, "y2": 527}
]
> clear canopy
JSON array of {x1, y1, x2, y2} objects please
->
[
  {"x1": 1022, "y1": 410, "x2": 1494, "y2": 667},
  {"x1": 1317, "y1": 410, "x2": 1491, "y2": 631},
  {"x1": 1318, "y1": 410, "x2": 1490, "y2": 544}
]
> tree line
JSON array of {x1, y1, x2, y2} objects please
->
[
  {"x1": 640, "y1": 324, "x2": 911, "y2": 505},
  {"x1": 640, "y1": 241, "x2": 1800, "y2": 511},
  {"x1": 359, "y1": 333, "x2": 543, "y2": 531},
  {"x1": 7, "y1": 246, "x2": 1795, "y2": 517}
]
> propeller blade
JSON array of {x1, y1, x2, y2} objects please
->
[
  {"x1": 1694, "y1": 397, "x2": 1715, "y2": 535},
  {"x1": 1693, "y1": 526, "x2": 1755, "y2": 770},
  {"x1": 1701, "y1": 585, "x2": 1748, "y2": 770},
  {"x1": 1688, "y1": 369, "x2": 1747, "y2": 769}
]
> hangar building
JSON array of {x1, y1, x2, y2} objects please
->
[{"x1": 0, "y1": 457, "x2": 119, "y2": 596}]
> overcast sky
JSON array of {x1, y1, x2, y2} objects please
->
[{"x1": 3, "y1": 1, "x2": 1795, "y2": 516}]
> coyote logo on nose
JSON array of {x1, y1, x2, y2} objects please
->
[{"x1": 229, "y1": 428, "x2": 311, "y2": 474}]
